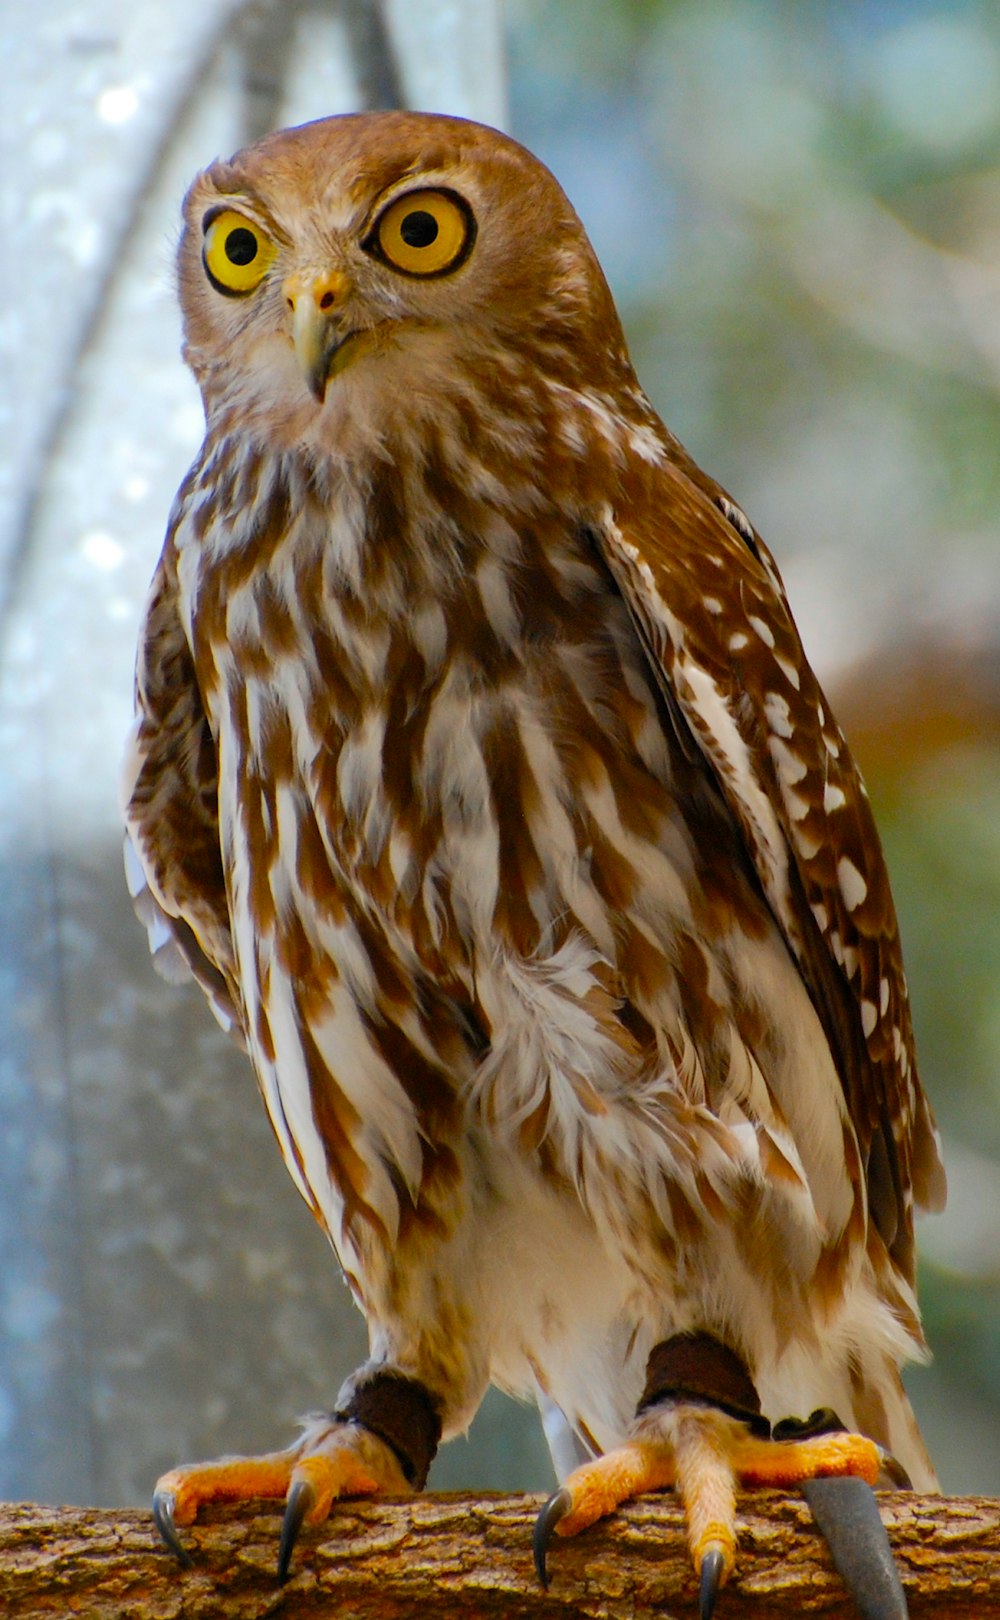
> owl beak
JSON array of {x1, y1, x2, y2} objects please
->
[{"x1": 284, "y1": 270, "x2": 352, "y2": 402}]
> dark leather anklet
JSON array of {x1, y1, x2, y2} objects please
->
[
  {"x1": 637, "y1": 1332, "x2": 771, "y2": 1437},
  {"x1": 336, "y1": 1370, "x2": 443, "y2": 1489}
]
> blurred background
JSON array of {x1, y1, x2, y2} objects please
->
[{"x1": 1, "y1": 0, "x2": 998, "y2": 1509}]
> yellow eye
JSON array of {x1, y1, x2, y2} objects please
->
[
  {"x1": 202, "y1": 210, "x2": 276, "y2": 295},
  {"x1": 373, "y1": 189, "x2": 474, "y2": 277}
]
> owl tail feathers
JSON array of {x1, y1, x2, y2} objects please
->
[{"x1": 850, "y1": 1356, "x2": 938, "y2": 1494}]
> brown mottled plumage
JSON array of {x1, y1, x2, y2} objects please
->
[{"x1": 123, "y1": 111, "x2": 944, "y2": 1593}]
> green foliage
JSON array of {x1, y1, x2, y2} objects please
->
[{"x1": 880, "y1": 750, "x2": 1000, "y2": 1151}]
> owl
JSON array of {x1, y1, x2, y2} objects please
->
[{"x1": 123, "y1": 110, "x2": 946, "y2": 1616}]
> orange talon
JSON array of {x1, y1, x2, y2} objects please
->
[
  {"x1": 735, "y1": 1427, "x2": 881, "y2": 1489},
  {"x1": 155, "y1": 1450, "x2": 298, "y2": 1525},
  {"x1": 555, "y1": 1438, "x2": 677, "y2": 1536},
  {"x1": 152, "y1": 1448, "x2": 301, "y2": 1569},
  {"x1": 152, "y1": 1417, "x2": 410, "y2": 1573},
  {"x1": 673, "y1": 1410, "x2": 738, "y2": 1591},
  {"x1": 532, "y1": 1401, "x2": 896, "y2": 1620},
  {"x1": 286, "y1": 1448, "x2": 382, "y2": 1524}
]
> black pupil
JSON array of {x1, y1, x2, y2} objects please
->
[
  {"x1": 400, "y1": 210, "x2": 439, "y2": 249},
  {"x1": 225, "y1": 227, "x2": 258, "y2": 266}
]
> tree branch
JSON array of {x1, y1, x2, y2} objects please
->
[{"x1": 2, "y1": 1492, "x2": 998, "y2": 1617}]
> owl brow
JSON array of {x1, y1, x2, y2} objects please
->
[
  {"x1": 358, "y1": 169, "x2": 461, "y2": 234},
  {"x1": 200, "y1": 193, "x2": 283, "y2": 239}
]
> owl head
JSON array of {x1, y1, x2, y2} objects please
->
[{"x1": 176, "y1": 111, "x2": 629, "y2": 451}]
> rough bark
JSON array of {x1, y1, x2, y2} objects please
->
[{"x1": 1, "y1": 1491, "x2": 998, "y2": 1618}]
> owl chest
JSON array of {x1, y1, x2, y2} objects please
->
[
  {"x1": 210, "y1": 634, "x2": 553, "y2": 961},
  {"x1": 188, "y1": 502, "x2": 687, "y2": 978}
]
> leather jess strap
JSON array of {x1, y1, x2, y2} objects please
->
[
  {"x1": 337, "y1": 1370, "x2": 443, "y2": 1490},
  {"x1": 637, "y1": 1332, "x2": 771, "y2": 1437}
]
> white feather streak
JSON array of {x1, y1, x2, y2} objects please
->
[{"x1": 837, "y1": 856, "x2": 868, "y2": 912}]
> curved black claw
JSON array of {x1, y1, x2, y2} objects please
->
[
  {"x1": 698, "y1": 1546, "x2": 726, "y2": 1620},
  {"x1": 152, "y1": 1489, "x2": 194, "y2": 1568},
  {"x1": 533, "y1": 1487, "x2": 572, "y2": 1588},
  {"x1": 877, "y1": 1449, "x2": 913, "y2": 1491},
  {"x1": 803, "y1": 1476, "x2": 908, "y2": 1620},
  {"x1": 278, "y1": 1477, "x2": 316, "y2": 1585}
]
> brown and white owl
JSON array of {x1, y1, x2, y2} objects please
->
[{"x1": 122, "y1": 110, "x2": 945, "y2": 1616}]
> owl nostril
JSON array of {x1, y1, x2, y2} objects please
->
[{"x1": 319, "y1": 291, "x2": 335, "y2": 310}]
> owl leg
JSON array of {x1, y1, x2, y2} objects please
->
[
  {"x1": 534, "y1": 1333, "x2": 909, "y2": 1620},
  {"x1": 152, "y1": 1368, "x2": 440, "y2": 1581}
]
